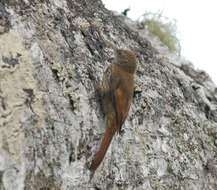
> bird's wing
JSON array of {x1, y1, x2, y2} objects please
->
[{"x1": 113, "y1": 87, "x2": 131, "y2": 132}]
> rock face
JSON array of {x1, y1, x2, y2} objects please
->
[{"x1": 0, "y1": 0, "x2": 216, "y2": 189}]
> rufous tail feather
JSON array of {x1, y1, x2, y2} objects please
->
[{"x1": 89, "y1": 116, "x2": 116, "y2": 171}]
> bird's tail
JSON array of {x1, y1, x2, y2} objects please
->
[{"x1": 89, "y1": 114, "x2": 116, "y2": 171}]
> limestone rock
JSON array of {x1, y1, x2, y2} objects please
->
[{"x1": 0, "y1": 0, "x2": 216, "y2": 189}]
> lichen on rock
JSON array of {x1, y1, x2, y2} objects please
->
[{"x1": 0, "y1": 0, "x2": 216, "y2": 190}]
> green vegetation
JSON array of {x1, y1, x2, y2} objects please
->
[{"x1": 139, "y1": 11, "x2": 181, "y2": 55}]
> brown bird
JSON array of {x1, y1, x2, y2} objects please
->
[{"x1": 89, "y1": 49, "x2": 137, "y2": 172}]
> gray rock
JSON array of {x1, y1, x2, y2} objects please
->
[{"x1": 0, "y1": 0, "x2": 216, "y2": 189}]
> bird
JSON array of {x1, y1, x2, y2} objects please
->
[{"x1": 89, "y1": 49, "x2": 137, "y2": 172}]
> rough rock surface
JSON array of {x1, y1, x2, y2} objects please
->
[{"x1": 0, "y1": 0, "x2": 216, "y2": 189}]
